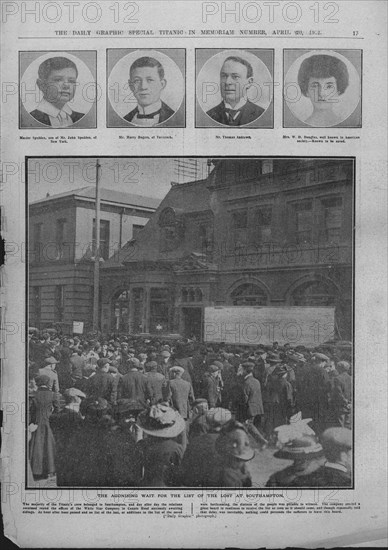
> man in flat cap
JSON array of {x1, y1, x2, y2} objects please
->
[
  {"x1": 296, "y1": 353, "x2": 332, "y2": 434},
  {"x1": 87, "y1": 358, "x2": 115, "y2": 403},
  {"x1": 165, "y1": 366, "x2": 195, "y2": 451},
  {"x1": 204, "y1": 364, "x2": 222, "y2": 408},
  {"x1": 289, "y1": 427, "x2": 352, "y2": 487},
  {"x1": 117, "y1": 358, "x2": 153, "y2": 417},
  {"x1": 144, "y1": 361, "x2": 166, "y2": 404},
  {"x1": 206, "y1": 55, "x2": 265, "y2": 126},
  {"x1": 237, "y1": 362, "x2": 268, "y2": 448}
]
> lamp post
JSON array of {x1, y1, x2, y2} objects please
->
[{"x1": 92, "y1": 159, "x2": 101, "y2": 332}]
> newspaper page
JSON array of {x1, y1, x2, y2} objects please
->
[{"x1": 1, "y1": 0, "x2": 387, "y2": 547}]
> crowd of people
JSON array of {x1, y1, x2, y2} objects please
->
[{"x1": 28, "y1": 331, "x2": 353, "y2": 488}]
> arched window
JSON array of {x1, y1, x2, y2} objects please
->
[
  {"x1": 181, "y1": 288, "x2": 188, "y2": 302},
  {"x1": 112, "y1": 290, "x2": 130, "y2": 332},
  {"x1": 195, "y1": 288, "x2": 203, "y2": 302},
  {"x1": 181, "y1": 287, "x2": 203, "y2": 303},
  {"x1": 231, "y1": 283, "x2": 267, "y2": 306},
  {"x1": 291, "y1": 280, "x2": 336, "y2": 306}
]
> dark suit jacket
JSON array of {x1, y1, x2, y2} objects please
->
[
  {"x1": 117, "y1": 370, "x2": 152, "y2": 410},
  {"x1": 206, "y1": 100, "x2": 264, "y2": 126},
  {"x1": 243, "y1": 375, "x2": 264, "y2": 417},
  {"x1": 167, "y1": 378, "x2": 194, "y2": 419},
  {"x1": 123, "y1": 101, "x2": 174, "y2": 124},
  {"x1": 29, "y1": 109, "x2": 85, "y2": 126},
  {"x1": 204, "y1": 374, "x2": 220, "y2": 409},
  {"x1": 87, "y1": 371, "x2": 115, "y2": 402},
  {"x1": 289, "y1": 465, "x2": 352, "y2": 488}
]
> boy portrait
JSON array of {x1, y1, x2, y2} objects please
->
[{"x1": 20, "y1": 51, "x2": 97, "y2": 129}]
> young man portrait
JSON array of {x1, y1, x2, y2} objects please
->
[{"x1": 124, "y1": 56, "x2": 175, "y2": 127}]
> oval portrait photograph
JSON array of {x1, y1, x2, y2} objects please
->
[
  {"x1": 19, "y1": 50, "x2": 97, "y2": 129},
  {"x1": 283, "y1": 49, "x2": 362, "y2": 128},
  {"x1": 196, "y1": 49, "x2": 274, "y2": 129},
  {"x1": 107, "y1": 49, "x2": 185, "y2": 128}
]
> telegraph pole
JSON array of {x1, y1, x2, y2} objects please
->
[{"x1": 92, "y1": 159, "x2": 101, "y2": 332}]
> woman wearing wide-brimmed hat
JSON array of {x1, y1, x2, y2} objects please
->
[
  {"x1": 265, "y1": 414, "x2": 325, "y2": 487},
  {"x1": 134, "y1": 403, "x2": 185, "y2": 486}
]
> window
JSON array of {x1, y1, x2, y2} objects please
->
[
  {"x1": 33, "y1": 223, "x2": 43, "y2": 262},
  {"x1": 56, "y1": 219, "x2": 66, "y2": 246},
  {"x1": 322, "y1": 197, "x2": 343, "y2": 243},
  {"x1": 32, "y1": 287, "x2": 41, "y2": 326},
  {"x1": 231, "y1": 284, "x2": 267, "y2": 306},
  {"x1": 54, "y1": 285, "x2": 64, "y2": 322},
  {"x1": 181, "y1": 287, "x2": 203, "y2": 303},
  {"x1": 55, "y1": 219, "x2": 66, "y2": 260},
  {"x1": 261, "y1": 160, "x2": 273, "y2": 174},
  {"x1": 92, "y1": 219, "x2": 110, "y2": 260},
  {"x1": 199, "y1": 224, "x2": 213, "y2": 254},
  {"x1": 132, "y1": 288, "x2": 144, "y2": 333},
  {"x1": 150, "y1": 288, "x2": 170, "y2": 333},
  {"x1": 233, "y1": 210, "x2": 248, "y2": 245},
  {"x1": 159, "y1": 208, "x2": 181, "y2": 252},
  {"x1": 112, "y1": 290, "x2": 130, "y2": 333},
  {"x1": 256, "y1": 206, "x2": 272, "y2": 242},
  {"x1": 132, "y1": 224, "x2": 144, "y2": 239},
  {"x1": 294, "y1": 201, "x2": 313, "y2": 244},
  {"x1": 292, "y1": 281, "x2": 336, "y2": 306}
]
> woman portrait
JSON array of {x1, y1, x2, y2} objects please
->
[{"x1": 284, "y1": 50, "x2": 362, "y2": 128}]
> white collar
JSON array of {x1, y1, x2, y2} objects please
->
[
  {"x1": 223, "y1": 98, "x2": 247, "y2": 111},
  {"x1": 324, "y1": 461, "x2": 349, "y2": 473},
  {"x1": 65, "y1": 403, "x2": 80, "y2": 412},
  {"x1": 37, "y1": 98, "x2": 73, "y2": 117},
  {"x1": 137, "y1": 100, "x2": 162, "y2": 115},
  {"x1": 244, "y1": 373, "x2": 253, "y2": 380}
]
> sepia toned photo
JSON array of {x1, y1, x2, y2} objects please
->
[
  {"x1": 107, "y1": 49, "x2": 186, "y2": 128},
  {"x1": 19, "y1": 50, "x2": 97, "y2": 129},
  {"x1": 196, "y1": 49, "x2": 274, "y2": 128},
  {"x1": 27, "y1": 156, "x2": 353, "y2": 490},
  {"x1": 283, "y1": 49, "x2": 362, "y2": 128}
]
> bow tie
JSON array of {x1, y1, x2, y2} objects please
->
[{"x1": 136, "y1": 108, "x2": 161, "y2": 119}]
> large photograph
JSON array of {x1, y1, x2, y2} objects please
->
[{"x1": 27, "y1": 156, "x2": 354, "y2": 489}]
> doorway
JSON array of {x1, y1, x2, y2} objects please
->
[{"x1": 182, "y1": 307, "x2": 203, "y2": 341}]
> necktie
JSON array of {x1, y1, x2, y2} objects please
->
[
  {"x1": 137, "y1": 108, "x2": 161, "y2": 119},
  {"x1": 225, "y1": 108, "x2": 241, "y2": 125},
  {"x1": 57, "y1": 110, "x2": 70, "y2": 127}
]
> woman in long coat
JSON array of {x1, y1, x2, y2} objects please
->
[{"x1": 29, "y1": 374, "x2": 58, "y2": 479}]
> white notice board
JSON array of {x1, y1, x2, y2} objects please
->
[{"x1": 204, "y1": 306, "x2": 335, "y2": 347}]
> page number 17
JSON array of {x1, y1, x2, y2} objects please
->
[{"x1": 353, "y1": 31, "x2": 359, "y2": 36}]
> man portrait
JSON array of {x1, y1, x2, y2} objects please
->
[
  {"x1": 283, "y1": 49, "x2": 362, "y2": 128},
  {"x1": 19, "y1": 51, "x2": 97, "y2": 129},
  {"x1": 124, "y1": 57, "x2": 175, "y2": 127},
  {"x1": 107, "y1": 49, "x2": 185, "y2": 128},
  {"x1": 196, "y1": 49, "x2": 274, "y2": 129}
]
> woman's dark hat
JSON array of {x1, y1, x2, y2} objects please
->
[{"x1": 136, "y1": 404, "x2": 185, "y2": 438}]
